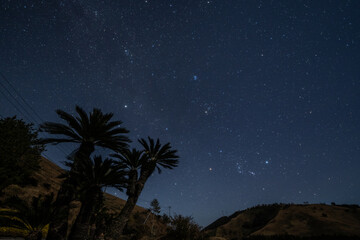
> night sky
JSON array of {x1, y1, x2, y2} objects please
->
[{"x1": 1, "y1": 0, "x2": 359, "y2": 226}]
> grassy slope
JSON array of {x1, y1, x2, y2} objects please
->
[
  {"x1": 0, "y1": 157, "x2": 167, "y2": 239},
  {"x1": 1, "y1": 157, "x2": 145, "y2": 211},
  {"x1": 205, "y1": 204, "x2": 360, "y2": 239},
  {"x1": 253, "y1": 204, "x2": 360, "y2": 236}
]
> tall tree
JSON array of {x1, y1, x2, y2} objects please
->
[
  {"x1": 40, "y1": 106, "x2": 130, "y2": 240},
  {"x1": 67, "y1": 156, "x2": 127, "y2": 240},
  {"x1": 107, "y1": 137, "x2": 179, "y2": 239},
  {"x1": 150, "y1": 199, "x2": 161, "y2": 215},
  {"x1": 0, "y1": 116, "x2": 43, "y2": 193},
  {"x1": 149, "y1": 198, "x2": 161, "y2": 235}
]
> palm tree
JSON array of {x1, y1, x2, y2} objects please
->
[
  {"x1": 111, "y1": 148, "x2": 146, "y2": 197},
  {"x1": 0, "y1": 194, "x2": 56, "y2": 240},
  {"x1": 40, "y1": 106, "x2": 130, "y2": 161},
  {"x1": 40, "y1": 106, "x2": 130, "y2": 240},
  {"x1": 67, "y1": 156, "x2": 127, "y2": 240},
  {"x1": 107, "y1": 137, "x2": 179, "y2": 239}
]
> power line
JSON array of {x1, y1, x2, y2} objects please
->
[
  {"x1": 0, "y1": 71, "x2": 72, "y2": 156},
  {"x1": 0, "y1": 81, "x2": 39, "y2": 124},
  {"x1": 0, "y1": 87, "x2": 69, "y2": 157},
  {"x1": 0, "y1": 86, "x2": 34, "y2": 123},
  {"x1": 0, "y1": 72, "x2": 44, "y2": 124}
]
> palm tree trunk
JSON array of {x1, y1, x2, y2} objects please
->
[
  {"x1": 47, "y1": 143, "x2": 95, "y2": 240},
  {"x1": 108, "y1": 193, "x2": 139, "y2": 239},
  {"x1": 106, "y1": 170, "x2": 151, "y2": 240},
  {"x1": 68, "y1": 187, "x2": 100, "y2": 240},
  {"x1": 46, "y1": 177, "x2": 74, "y2": 240}
]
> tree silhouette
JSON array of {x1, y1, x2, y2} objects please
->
[
  {"x1": 149, "y1": 198, "x2": 161, "y2": 235},
  {"x1": 67, "y1": 155, "x2": 127, "y2": 240},
  {"x1": 107, "y1": 137, "x2": 179, "y2": 239},
  {"x1": 40, "y1": 106, "x2": 130, "y2": 161},
  {"x1": 39, "y1": 106, "x2": 130, "y2": 240},
  {"x1": 164, "y1": 214, "x2": 202, "y2": 240},
  {"x1": 0, "y1": 116, "x2": 43, "y2": 193},
  {"x1": 150, "y1": 199, "x2": 161, "y2": 215}
]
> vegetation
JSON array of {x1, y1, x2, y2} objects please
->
[
  {"x1": 162, "y1": 214, "x2": 203, "y2": 240},
  {"x1": 0, "y1": 116, "x2": 43, "y2": 193},
  {"x1": 66, "y1": 155, "x2": 127, "y2": 240},
  {"x1": 37, "y1": 106, "x2": 179, "y2": 239},
  {"x1": 6, "y1": 107, "x2": 358, "y2": 240},
  {"x1": 107, "y1": 137, "x2": 179, "y2": 239},
  {"x1": 0, "y1": 194, "x2": 56, "y2": 240},
  {"x1": 39, "y1": 106, "x2": 130, "y2": 240},
  {"x1": 146, "y1": 198, "x2": 161, "y2": 235},
  {"x1": 150, "y1": 198, "x2": 161, "y2": 215}
]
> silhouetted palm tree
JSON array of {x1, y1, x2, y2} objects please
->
[
  {"x1": 40, "y1": 106, "x2": 130, "y2": 161},
  {"x1": 0, "y1": 194, "x2": 56, "y2": 240},
  {"x1": 107, "y1": 137, "x2": 179, "y2": 239},
  {"x1": 67, "y1": 156, "x2": 127, "y2": 240},
  {"x1": 40, "y1": 106, "x2": 130, "y2": 240},
  {"x1": 111, "y1": 148, "x2": 146, "y2": 197}
]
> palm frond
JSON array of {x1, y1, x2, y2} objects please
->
[
  {"x1": 111, "y1": 148, "x2": 145, "y2": 171},
  {"x1": 56, "y1": 109, "x2": 83, "y2": 135},
  {"x1": 40, "y1": 106, "x2": 131, "y2": 154},
  {"x1": 0, "y1": 194, "x2": 56, "y2": 233},
  {"x1": 71, "y1": 155, "x2": 127, "y2": 193},
  {"x1": 138, "y1": 137, "x2": 179, "y2": 174}
]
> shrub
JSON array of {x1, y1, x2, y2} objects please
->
[
  {"x1": 0, "y1": 116, "x2": 43, "y2": 192},
  {"x1": 163, "y1": 214, "x2": 203, "y2": 240}
]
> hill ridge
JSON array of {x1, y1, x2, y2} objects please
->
[{"x1": 204, "y1": 203, "x2": 360, "y2": 239}]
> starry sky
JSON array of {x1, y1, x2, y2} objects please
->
[{"x1": 1, "y1": 0, "x2": 359, "y2": 226}]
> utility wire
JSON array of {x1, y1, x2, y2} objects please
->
[
  {"x1": 0, "y1": 71, "x2": 72, "y2": 156},
  {"x1": 0, "y1": 81, "x2": 40, "y2": 125},
  {"x1": 0, "y1": 86, "x2": 34, "y2": 124},
  {"x1": 0, "y1": 72, "x2": 44, "y2": 124},
  {"x1": 0, "y1": 81, "x2": 70, "y2": 157}
]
